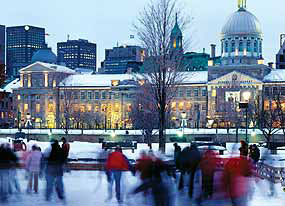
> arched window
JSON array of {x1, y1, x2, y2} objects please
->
[
  {"x1": 259, "y1": 41, "x2": 262, "y2": 53},
  {"x1": 239, "y1": 41, "x2": 243, "y2": 52},
  {"x1": 247, "y1": 40, "x2": 251, "y2": 52},
  {"x1": 225, "y1": 41, "x2": 228, "y2": 52},
  {"x1": 254, "y1": 40, "x2": 257, "y2": 52},
  {"x1": 231, "y1": 40, "x2": 235, "y2": 52}
]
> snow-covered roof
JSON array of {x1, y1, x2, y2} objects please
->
[
  {"x1": 60, "y1": 71, "x2": 208, "y2": 87},
  {"x1": 2, "y1": 78, "x2": 21, "y2": 93},
  {"x1": 60, "y1": 73, "x2": 136, "y2": 87},
  {"x1": 182, "y1": 71, "x2": 208, "y2": 84},
  {"x1": 20, "y1": 62, "x2": 76, "y2": 74},
  {"x1": 263, "y1": 69, "x2": 285, "y2": 82}
]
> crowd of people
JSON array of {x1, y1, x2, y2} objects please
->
[
  {"x1": 0, "y1": 137, "x2": 70, "y2": 202},
  {"x1": 0, "y1": 137, "x2": 272, "y2": 206}
]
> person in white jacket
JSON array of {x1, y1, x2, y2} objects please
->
[{"x1": 26, "y1": 145, "x2": 42, "y2": 193}]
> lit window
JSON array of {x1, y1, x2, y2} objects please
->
[
  {"x1": 171, "y1": 102, "x2": 176, "y2": 111},
  {"x1": 17, "y1": 95, "x2": 21, "y2": 100},
  {"x1": 24, "y1": 104, "x2": 28, "y2": 112},
  {"x1": 87, "y1": 104, "x2": 92, "y2": 112},
  {"x1": 212, "y1": 89, "x2": 216, "y2": 97},
  {"x1": 53, "y1": 80, "x2": 56, "y2": 87},
  {"x1": 178, "y1": 102, "x2": 184, "y2": 111},
  {"x1": 114, "y1": 103, "x2": 120, "y2": 112},
  {"x1": 80, "y1": 105, "x2": 85, "y2": 112},
  {"x1": 36, "y1": 104, "x2": 40, "y2": 113},
  {"x1": 173, "y1": 39, "x2": 177, "y2": 48}
]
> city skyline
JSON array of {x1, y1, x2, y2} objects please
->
[{"x1": 0, "y1": 0, "x2": 283, "y2": 67}]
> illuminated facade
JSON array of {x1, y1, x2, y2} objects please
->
[{"x1": 8, "y1": 1, "x2": 285, "y2": 130}]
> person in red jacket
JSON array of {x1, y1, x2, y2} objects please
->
[
  {"x1": 61, "y1": 137, "x2": 70, "y2": 161},
  {"x1": 105, "y1": 146, "x2": 130, "y2": 203}
]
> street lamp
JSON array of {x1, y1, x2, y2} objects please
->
[
  {"x1": 26, "y1": 113, "x2": 32, "y2": 142},
  {"x1": 239, "y1": 91, "x2": 251, "y2": 143},
  {"x1": 181, "y1": 112, "x2": 187, "y2": 137}
]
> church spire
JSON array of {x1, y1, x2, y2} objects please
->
[{"x1": 238, "y1": 0, "x2": 247, "y2": 9}]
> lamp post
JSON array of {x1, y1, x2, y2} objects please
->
[
  {"x1": 26, "y1": 113, "x2": 32, "y2": 142},
  {"x1": 239, "y1": 91, "x2": 251, "y2": 143},
  {"x1": 181, "y1": 112, "x2": 187, "y2": 137}
]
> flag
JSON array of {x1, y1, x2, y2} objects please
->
[
  {"x1": 45, "y1": 33, "x2": 50, "y2": 36},
  {"x1": 130, "y1": 35, "x2": 135, "y2": 39}
]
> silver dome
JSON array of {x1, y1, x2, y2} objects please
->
[{"x1": 221, "y1": 9, "x2": 262, "y2": 36}]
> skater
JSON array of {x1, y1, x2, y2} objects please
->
[
  {"x1": 105, "y1": 146, "x2": 131, "y2": 203},
  {"x1": 45, "y1": 140, "x2": 65, "y2": 201},
  {"x1": 26, "y1": 145, "x2": 42, "y2": 193}
]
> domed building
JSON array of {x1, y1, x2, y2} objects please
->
[
  {"x1": 220, "y1": 3, "x2": 263, "y2": 65},
  {"x1": 31, "y1": 48, "x2": 57, "y2": 64}
]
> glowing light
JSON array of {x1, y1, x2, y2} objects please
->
[
  {"x1": 177, "y1": 130, "x2": 183, "y2": 137},
  {"x1": 111, "y1": 131, "x2": 116, "y2": 138}
]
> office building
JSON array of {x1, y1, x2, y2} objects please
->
[
  {"x1": 6, "y1": 25, "x2": 47, "y2": 79},
  {"x1": 103, "y1": 45, "x2": 146, "y2": 74},
  {"x1": 57, "y1": 39, "x2": 97, "y2": 72}
]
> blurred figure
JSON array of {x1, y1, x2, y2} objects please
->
[
  {"x1": 6, "y1": 143, "x2": 20, "y2": 195},
  {"x1": 0, "y1": 143, "x2": 19, "y2": 202},
  {"x1": 223, "y1": 154, "x2": 253, "y2": 206},
  {"x1": 61, "y1": 137, "x2": 70, "y2": 173},
  {"x1": 105, "y1": 146, "x2": 131, "y2": 203},
  {"x1": 134, "y1": 151, "x2": 153, "y2": 196},
  {"x1": 173, "y1": 143, "x2": 181, "y2": 166},
  {"x1": 177, "y1": 144, "x2": 201, "y2": 198},
  {"x1": 239, "y1": 140, "x2": 249, "y2": 157},
  {"x1": 45, "y1": 140, "x2": 65, "y2": 201},
  {"x1": 61, "y1": 137, "x2": 70, "y2": 161},
  {"x1": 26, "y1": 145, "x2": 42, "y2": 193},
  {"x1": 200, "y1": 149, "x2": 218, "y2": 200},
  {"x1": 133, "y1": 153, "x2": 173, "y2": 206},
  {"x1": 249, "y1": 144, "x2": 260, "y2": 164}
]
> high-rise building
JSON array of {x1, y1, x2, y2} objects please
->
[
  {"x1": 57, "y1": 39, "x2": 97, "y2": 72},
  {"x1": 6, "y1": 25, "x2": 47, "y2": 79},
  {"x1": 0, "y1": 25, "x2": 5, "y2": 66},
  {"x1": 0, "y1": 25, "x2": 5, "y2": 86},
  {"x1": 103, "y1": 45, "x2": 146, "y2": 74}
]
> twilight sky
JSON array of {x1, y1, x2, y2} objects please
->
[{"x1": 1, "y1": 0, "x2": 283, "y2": 67}]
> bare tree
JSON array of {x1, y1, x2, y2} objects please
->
[
  {"x1": 257, "y1": 93, "x2": 281, "y2": 146},
  {"x1": 134, "y1": 0, "x2": 192, "y2": 152},
  {"x1": 129, "y1": 85, "x2": 159, "y2": 149},
  {"x1": 59, "y1": 86, "x2": 74, "y2": 136}
]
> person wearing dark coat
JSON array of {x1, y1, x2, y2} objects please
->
[
  {"x1": 177, "y1": 144, "x2": 201, "y2": 198},
  {"x1": 45, "y1": 140, "x2": 65, "y2": 201},
  {"x1": 249, "y1": 144, "x2": 260, "y2": 164}
]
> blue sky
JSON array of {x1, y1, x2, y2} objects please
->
[{"x1": 1, "y1": 0, "x2": 283, "y2": 66}]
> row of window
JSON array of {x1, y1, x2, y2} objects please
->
[
  {"x1": 60, "y1": 91, "x2": 135, "y2": 100},
  {"x1": 223, "y1": 40, "x2": 262, "y2": 53},
  {"x1": 176, "y1": 88, "x2": 207, "y2": 97}
]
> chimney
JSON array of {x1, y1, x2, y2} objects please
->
[
  {"x1": 210, "y1": 44, "x2": 216, "y2": 58},
  {"x1": 268, "y1": 62, "x2": 274, "y2": 68}
]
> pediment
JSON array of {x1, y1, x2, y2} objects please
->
[
  {"x1": 208, "y1": 71, "x2": 263, "y2": 85},
  {"x1": 20, "y1": 62, "x2": 54, "y2": 73}
]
